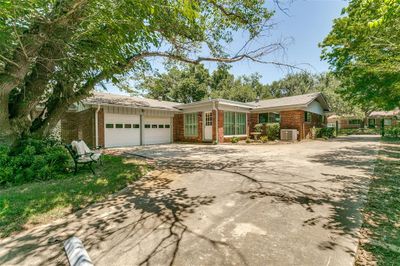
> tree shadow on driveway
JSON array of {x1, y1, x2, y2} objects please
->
[{"x1": 0, "y1": 172, "x2": 231, "y2": 266}]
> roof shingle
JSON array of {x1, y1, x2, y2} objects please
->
[{"x1": 83, "y1": 92, "x2": 178, "y2": 111}]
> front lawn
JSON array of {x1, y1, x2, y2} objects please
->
[
  {"x1": 0, "y1": 155, "x2": 149, "y2": 238},
  {"x1": 356, "y1": 139, "x2": 400, "y2": 265}
]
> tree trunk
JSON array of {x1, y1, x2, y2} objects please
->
[{"x1": 0, "y1": 90, "x2": 17, "y2": 145}]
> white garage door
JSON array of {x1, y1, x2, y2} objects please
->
[
  {"x1": 143, "y1": 117, "x2": 171, "y2": 145},
  {"x1": 104, "y1": 112, "x2": 140, "y2": 147}
]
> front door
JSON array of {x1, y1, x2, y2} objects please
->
[{"x1": 204, "y1": 112, "x2": 213, "y2": 141}]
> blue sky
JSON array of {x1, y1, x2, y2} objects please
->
[{"x1": 107, "y1": 0, "x2": 347, "y2": 95}]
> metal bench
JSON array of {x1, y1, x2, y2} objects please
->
[{"x1": 64, "y1": 143, "x2": 102, "y2": 174}]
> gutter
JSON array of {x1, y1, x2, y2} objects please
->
[{"x1": 95, "y1": 104, "x2": 100, "y2": 147}]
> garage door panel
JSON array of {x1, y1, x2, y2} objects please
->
[
  {"x1": 143, "y1": 117, "x2": 171, "y2": 145},
  {"x1": 105, "y1": 113, "x2": 140, "y2": 147}
]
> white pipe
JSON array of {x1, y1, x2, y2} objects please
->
[{"x1": 95, "y1": 104, "x2": 100, "y2": 147}]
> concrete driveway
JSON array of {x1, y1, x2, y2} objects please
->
[{"x1": 0, "y1": 135, "x2": 379, "y2": 266}]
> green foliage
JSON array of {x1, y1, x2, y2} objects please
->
[
  {"x1": 138, "y1": 65, "x2": 210, "y2": 103},
  {"x1": 320, "y1": 128, "x2": 335, "y2": 139},
  {"x1": 0, "y1": 138, "x2": 70, "y2": 187},
  {"x1": 320, "y1": 0, "x2": 400, "y2": 110},
  {"x1": 0, "y1": 155, "x2": 148, "y2": 237},
  {"x1": 385, "y1": 125, "x2": 400, "y2": 139},
  {"x1": 338, "y1": 128, "x2": 380, "y2": 136},
  {"x1": 254, "y1": 123, "x2": 263, "y2": 133},
  {"x1": 268, "y1": 72, "x2": 366, "y2": 116},
  {"x1": 260, "y1": 135, "x2": 268, "y2": 143},
  {"x1": 0, "y1": 0, "x2": 274, "y2": 144},
  {"x1": 139, "y1": 64, "x2": 271, "y2": 103},
  {"x1": 311, "y1": 127, "x2": 322, "y2": 139},
  {"x1": 264, "y1": 123, "x2": 280, "y2": 141},
  {"x1": 357, "y1": 141, "x2": 400, "y2": 265},
  {"x1": 245, "y1": 137, "x2": 251, "y2": 144},
  {"x1": 230, "y1": 137, "x2": 240, "y2": 143}
]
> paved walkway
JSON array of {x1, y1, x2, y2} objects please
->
[{"x1": 0, "y1": 135, "x2": 379, "y2": 265}]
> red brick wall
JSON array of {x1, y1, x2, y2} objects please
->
[
  {"x1": 98, "y1": 108, "x2": 105, "y2": 147},
  {"x1": 280, "y1": 110, "x2": 325, "y2": 140},
  {"x1": 212, "y1": 110, "x2": 217, "y2": 141},
  {"x1": 173, "y1": 113, "x2": 184, "y2": 141},
  {"x1": 217, "y1": 110, "x2": 224, "y2": 143},
  {"x1": 61, "y1": 108, "x2": 96, "y2": 147},
  {"x1": 173, "y1": 112, "x2": 203, "y2": 143},
  {"x1": 250, "y1": 113, "x2": 259, "y2": 132},
  {"x1": 61, "y1": 112, "x2": 79, "y2": 144},
  {"x1": 247, "y1": 113, "x2": 251, "y2": 136}
]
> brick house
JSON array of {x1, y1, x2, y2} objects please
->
[{"x1": 61, "y1": 92, "x2": 330, "y2": 147}]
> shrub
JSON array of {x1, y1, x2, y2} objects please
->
[
  {"x1": 320, "y1": 127, "x2": 335, "y2": 138},
  {"x1": 245, "y1": 138, "x2": 251, "y2": 143},
  {"x1": 339, "y1": 128, "x2": 380, "y2": 135},
  {"x1": 260, "y1": 136, "x2": 268, "y2": 143},
  {"x1": 0, "y1": 138, "x2": 70, "y2": 187},
  {"x1": 264, "y1": 123, "x2": 280, "y2": 141},
  {"x1": 386, "y1": 125, "x2": 400, "y2": 138},
  {"x1": 231, "y1": 137, "x2": 240, "y2": 143},
  {"x1": 254, "y1": 123, "x2": 263, "y2": 133}
]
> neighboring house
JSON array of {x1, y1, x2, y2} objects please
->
[
  {"x1": 61, "y1": 92, "x2": 330, "y2": 147},
  {"x1": 368, "y1": 110, "x2": 399, "y2": 128},
  {"x1": 327, "y1": 109, "x2": 399, "y2": 129},
  {"x1": 327, "y1": 115, "x2": 364, "y2": 129}
]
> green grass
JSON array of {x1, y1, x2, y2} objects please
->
[
  {"x1": 0, "y1": 155, "x2": 149, "y2": 238},
  {"x1": 357, "y1": 140, "x2": 400, "y2": 265}
]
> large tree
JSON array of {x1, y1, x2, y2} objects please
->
[
  {"x1": 138, "y1": 64, "x2": 210, "y2": 103},
  {"x1": 320, "y1": 0, "x2": 400, "y2": 110},
  {"x1": 139, "y1": 63, "x2": 270, "y2": 102},
  {"x1": 0, "y1": 0, "x2": 285, "y2": 145}
]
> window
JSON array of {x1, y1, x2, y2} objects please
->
[
  {"x1": 384, "y1": 119, "x2": 392, "y2": 126},
  {"x1": 349, "y1": 119, "x2": 361, "y2": 125},
  {"x1": 224, "y1": 112, "x2": 246, "y2": 135},
  {"x1": 144, "y1": 124, "x2": 150, "y2": 128},
  {"x1": 152, "y1": 124, "x2": 157, "y2": 128},
  {"x1": 205, "y1": 112, "x2": 213, "y2": 126},
  {"x1": 115, "y1": 124, "x2": 123, "y2": 128},
  {"x1": 106, "y1": 124, "x2": 114, "y2": 128},
  {"x1": 184, "y1": 113, "x2": 198, "y2": 136},
  {"x1": 327, "y1": 123, "x2": 335, "y2": 128},
  {"x1": 259, "y1": 113, "x2": 280, "y2": 123},
  {"x1": 124, "y1": 124, "x2": 132, "y2": 128},
  {"x1": 304, "y1": 112, "x2": 312, "y2": 122},
  {"x1": 259, "y1": 113, "x2": 268, "y2": 123},
  {"x1": 165, "y1": 124, "x2": 170, "y2": 128},
  {"x1": 368, "y1": 119, "x2": 376, "y2": 128},
  {"x1": 133, "y1": 124, "x2": 140, "y2": 128},
  {"x1": 159, "y1": 124, "x2": 164, "y2": 128}
]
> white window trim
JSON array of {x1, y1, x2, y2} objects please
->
[
  {"x1": 184, "y1": 112, "x2": 198, "y2": 137},
  {"x1": 223, "y1": 111, "x2": 247, "y2": 136}
]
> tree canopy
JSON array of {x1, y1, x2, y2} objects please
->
[
  {"x1": 137, "y1": 63, "x2": 359, "y2": 116},
  {"x1": 0, "y1": 0, "x2": 282, "y2": 145},
  {"x1": 320, "y1": 0, "x2": 400, "y2": 110},
  {"x1": 138, "y1": 64, "x2": 271, "y2": 103}
]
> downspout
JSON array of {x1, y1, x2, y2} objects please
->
[{"x1": 95, "y1": 104, "x2": 100, "y2": 147}]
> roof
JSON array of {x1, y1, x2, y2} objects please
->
[
  {"x1": 80, "y1": 91, "x2": 330, "y2": 113},
  {"x1": 83, "y1": 92, "x2": 178, "y2": 111},
  {"x1": 175, "y1": 98, "x2": 255, "y2": 109},
  {"x1": 250, "y1": 92, "x2": 330, "y2": 111},
  {"x1": 369, "y1": 109, "x2": 400, "y2": 117}
]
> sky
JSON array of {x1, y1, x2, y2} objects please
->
[{"x1": 107, "y1": 0, "x2": 347, "y2": 95}]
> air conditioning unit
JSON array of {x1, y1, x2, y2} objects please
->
[{"x1": 280, "y1": 129, "x2": 298, "y2": 141}]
